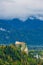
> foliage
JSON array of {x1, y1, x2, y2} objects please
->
[{"x1": 0, "y1": 44, "x2": 43, "y2": 65}]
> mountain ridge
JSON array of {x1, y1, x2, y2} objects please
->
[{"x1": 0, "y1": 18, "x2": 43, "y2": 45}]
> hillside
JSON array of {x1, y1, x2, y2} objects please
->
[
  {"x1": 0, "y1": 44, "x2": 43, "y2": 65},
  {"x1": 0, "y1": 18, "x2": 43, "y2": 45}
]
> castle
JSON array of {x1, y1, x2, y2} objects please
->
[{"x1": 15, "y1": 41, "x2": 28, "y2": 54}]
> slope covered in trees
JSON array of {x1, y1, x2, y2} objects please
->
[{"x1": 0, "y1": 44, "x2": 43, "y2": 65}]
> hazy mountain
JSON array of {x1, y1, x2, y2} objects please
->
[{"x1": 0, "y1": 18, "x2": 43, "y2": 45}]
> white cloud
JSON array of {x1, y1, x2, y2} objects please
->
[
  {"x1": 0, "y1": 0, "x2": 43, "y2": 20},
  {"x1": 0, "y1": 27, "x2": 10, "y2": 33},
  {"x1": 0, "y1": 28, "x2": 6, "y2": 31}
]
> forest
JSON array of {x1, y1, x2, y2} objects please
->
[{"x1": 0, "y1": 44, "x2": 43, "y2": 65}]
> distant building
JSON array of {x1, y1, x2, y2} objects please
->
[
  {"x1": 15, "y1": 41, "x2": 28, "y2": 54},
  {"x1": 34, "y1": 54, "x2": 39, "y2": 59}
]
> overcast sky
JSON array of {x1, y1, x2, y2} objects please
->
[{"x1": 0, "y1": 0, "x2": 43, "y2": 20}]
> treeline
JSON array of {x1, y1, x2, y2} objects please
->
[{"x1": 0, "y1": 44, "x2": 43, "y2": 65}]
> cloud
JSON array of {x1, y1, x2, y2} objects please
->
[
  {"x1": 0, "y1": 28, "x2": 6, "y2": 31},
  {"x1": 0, "y1": 28, "x2": 10, "y2": 33},
  {"x1": 0, "y1": 0, "x2": 43, "y2": 20}
]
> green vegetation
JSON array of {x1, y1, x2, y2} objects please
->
[{"x1": 0, "y1": 44, "x2": 43, "y2": 65}]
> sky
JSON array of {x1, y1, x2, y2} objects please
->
[{"x1": 0, "y1": 0, "x2": 43, "y2": 20}]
